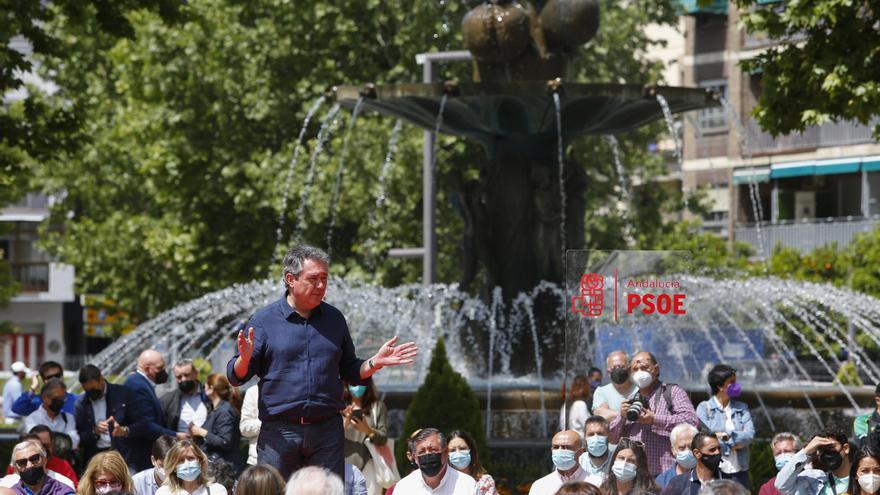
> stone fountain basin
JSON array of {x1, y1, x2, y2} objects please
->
[{"x1": 333, "y1": 82, "x2": 718, "y2": 145}]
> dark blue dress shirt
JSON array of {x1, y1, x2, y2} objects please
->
[{"x1": 226, "y1": 293, "x2": 365, "y2": 421}]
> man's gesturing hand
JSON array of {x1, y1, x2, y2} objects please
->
[
  {"x1": 373, "y1": 336, "x2": 419, "y2": 369},
  {"x1": 237, "y1": 327, "x2": 255, "y2": 361}
]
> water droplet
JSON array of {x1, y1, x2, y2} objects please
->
[{"x1": 496, "y1": 16, "x2": 503, "y2": 22}]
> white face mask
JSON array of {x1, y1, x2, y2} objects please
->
[
  {"x1": 859, "y1": 474, "x2": 880, "y2": 494},
  {"x1": 612, "y1": 460, "x2": 638, "y2": 482},
  {"x1": 632, "y1": 370, "x2": 653, "y2": 389}
]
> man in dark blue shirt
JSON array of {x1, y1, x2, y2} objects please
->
[{"x1": 226, "y1": 245, "x2": 418, "y2": 480}]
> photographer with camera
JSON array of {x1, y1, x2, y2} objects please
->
[
  {"x1": 695, "y1": 365, "x2": 754, "y2": 488},
  {"x1": 608, "y1": 352, "x2": 698, "y2": 476},
  {"x1": 775, "y1": 428, "x2": 852, "y2": 495}
]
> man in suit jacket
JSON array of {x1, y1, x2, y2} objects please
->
[
  {"x1": 123, "y1": 349, "x2": 186, "y2": 471},
  {"x1": 74, "y1": 364, "x2": 131, "y2": 466},
  {"x1": 159, "y1": 359, "x2": 212, "y2": 435}
]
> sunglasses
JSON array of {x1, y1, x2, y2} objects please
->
[{"x1": 14, "y1": 454, "x2": 42, "y2": 469}]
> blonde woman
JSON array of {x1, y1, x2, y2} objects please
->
[
  {"x1": 156, "y1": 440, "x2": 226, "y2": 495},
  {"x1": 77, "y1": 451, "x2": 133, "y2": 495}
]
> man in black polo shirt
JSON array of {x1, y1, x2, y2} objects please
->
[
  {"x1": 662, "y1": 432, "x2": 744, "y2": 495},
  {"x1": 226, "y1": 244, "x2": 418, "y2": 480}
]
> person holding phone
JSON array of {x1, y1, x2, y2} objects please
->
[{"x1": 343, "y1": 379, "x2": 388, "y2": 495}]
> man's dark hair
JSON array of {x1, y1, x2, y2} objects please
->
[
  {"x1": 40, "y1": 377, "x2": 66, "y2": 397},
  {"x1": 707, "y1": 364, "x2": 737, "y2": 395},
  {"x1": 874, "y1": 383, "x2": 880, "y2": 396},
  {"x1": 588, "y1": 367, "x2": 602, "y2": 376},
  {"x1": 27, "y1": 425, "x2": 51, "y2": 436},
  {"x1": 585, "y1": 415, "x2": 609, "y2": 433},
  {"x1": 812, "y1": 428, "x2": 849, "y2": 446},
  {"x1": 38, "y1": 361, "x2": 63, "y2": 378},
  {"x1": 151, "y1": 435, "x2": 176, "y2": 461},
  {"x1": 18, "y1": 433, "x2": 41, "y2": 443},
  {"x1": 78, "y1": 364, "x2": 103, "y2": 384},
  {"x1": 692, "y1": 431, "x2": 718, "y2": 451},
  {"x1": 408, "y1": 427, "x2": 446, "y2": 454}
]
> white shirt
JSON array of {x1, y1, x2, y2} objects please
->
[
  {"x1": 3, "y1": 375, "x2": 23, "y2": 420},
  {"x1": 559, "y1": 400, "x2": 589, "y2": 436},
  {"x1": 528, "y1": 466, "x2": 594, "y2": 495},
  {"x1": 177, "y1": 392, "x2": 208, "y2": 433},
  {"x1": 0, "y1": 470, "x2": 75, "y2": 489},
  {"x1": 23, "y1": 407, "x2": 80, "y2": 449},
  {"x1": 591, "y1": 383, "x2": 637, "y2": 412},
  {"x1": 155, "y1": 483, "x2": 227, "y2": 495},
  {"x1": 715, "y1": 397, "x2": 742, "y2": 474},
  {"x1": 393, "y1": 465, "x2": 476, "y2": 495},
  {"x1": 132, "y1": 468, "x2": 161, "y2": 495},
  {"x1": 239, "y1": 386, "x2": 261, "y2": 465},
  {"x1": 90, "y1": 383, "x2": 111, "y2": 448}
]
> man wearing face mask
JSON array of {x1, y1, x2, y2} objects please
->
[
  {"x1": 131, "y1": 435, "x2": 175, "y2": 495},
  {"x1": 696, "y1": 364, "x2": 754, "y2": 487},
  {"x1": 7, "y1": 440, "x2": 73, "y2": 495},
  {"x1": 74, "y1": 364, "x2": 131, "y2": 466},
  {"x1": 760, "y1": 433, "x2": 802, "y2": 495},
  {"x1": 124, "y1": 349, "x2": 188, "y2": 472},
  {"x1": 656, "y1": 423, "x2": 699, "y2": 489},
  {"x1": 662, "y1": 432, "x2": 740, "y2": 494},
  {"x1": 609, "y1": 352, "x2": 699, "y2": 476},
  {"x1": 395, "y1": 428, "x2": 475, "y2": 494},
  {"x1": 578, "y1": 416, "x2": 614, "y2": 485},
  {"x1": 12, "y1": 362, "x2": 78, "y2": 417},
  {"x1": 529, "y1": 430, "x2": 592, "y2": 494},
  {"x1": 775, "y1": 428, "x2": 853, "y2": 495},
  {"x1": 592, "y1": 351, "x2": 637, "y2": 422},
  {"x1": 159, "y1": 359, "x2": 212, "y2": 436},
  {"x1": 22, "y1": 379, "x2": 79, "y2": 450}
]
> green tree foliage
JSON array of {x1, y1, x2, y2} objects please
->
[
  {"x1": 396, "y1": 338, "x2": 485, "y2": 476},
  {"x1": 14, "y1": 0, "x2": 685, "y2": 317},
  {"x1": 734, "y1": 0, "x2": 880, "y2": 137}
]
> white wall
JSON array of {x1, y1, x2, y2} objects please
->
[
  {"x1": 644, "y1": 19, "x2": 686, "y2": 86},
  {"x1": 0, "y1": 301, "x2": 66, "y2": 368}
]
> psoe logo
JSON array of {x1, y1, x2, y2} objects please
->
[{"x1": 571, "y1": 273, "x2": 604, "y2": 317}]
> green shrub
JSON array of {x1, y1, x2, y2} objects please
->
[
  {"x1": 395, "y1": 338, "x2": 486, "y2": 475},
  {"x1": 750, "y1": 440, "x2": 775, "y2": 493}
]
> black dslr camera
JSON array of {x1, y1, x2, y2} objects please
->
[{"x1": 626, "y1": 394, "x2": 648, "y2": 421}]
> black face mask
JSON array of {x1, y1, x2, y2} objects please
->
[
  {"x1": 700, "y1": 453, "x2": 723, "y2": 472},
  {"x1": 610, "y1": 367, "x2": 629, "y2": 385},
  {"x1": 20, "y1": 466, "x2": 45, "y2": 485},
  {"x1": 417, "y1": 453, "x2": 444, "y2": 477},
  {"x1": 48, "y1": 398, "x2": 64, "y2": 413},
  {"x1": 86, "y1": 388, "x2": 104, "y2": 401},
  {"x1": 154, "y1": 369, "x2": 169, "y2": 385},
  {"x1": 815, "y1": 449, "x2": 844, "y2": 472},
  {"x1": 178, "y1": 380, "x2": 197, "y2": 394}
]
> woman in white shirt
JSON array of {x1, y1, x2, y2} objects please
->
[
  {"x1": 559, "y1": 375, "x2": 591, "y2": 436},
  {"x1": 156, "y1": 440, "x2": 226, "y2": 495}
]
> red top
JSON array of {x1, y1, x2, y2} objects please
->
[
  {"x1": 6, "y1": 456, "x2": 78, "y2": 488},
  {"x1": 759, "y1": 476, "x2": 783, "y2": 495}
]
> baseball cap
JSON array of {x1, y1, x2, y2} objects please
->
[{"x1": 10, "y1": 361, "x2": 30, "y2": 373}]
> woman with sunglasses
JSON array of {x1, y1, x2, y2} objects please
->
[
  {"x1": 76, "y1": 451, "x2": 132, "y2": 495},
  {"x1": 600, "y1": 438, "x2": 659, "y2": 495}
]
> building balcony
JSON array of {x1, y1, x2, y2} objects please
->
[
  {"x1": 734, "y1": 216, "x2": 879, "y2": 253},
  {"x1": 748, "y1": 119, "x2": 879, "y2": 156},
  {"x1": 9, "y1": 261, "x2": 74, "y2": 302}
]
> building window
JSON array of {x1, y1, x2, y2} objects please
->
[{"x1": 698, "y1": 80, "x2": 728, "y2": 132}]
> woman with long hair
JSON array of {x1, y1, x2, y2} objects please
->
[
  {"x1": 447, "y1": 430, "x2": 496, "y2": 495},
  {"x1": 560, "y1": 375, "x2": 592, "y2": 436},
  {"x1": 343, "y1": 379, "x2": 389, "y2": 495},
  {"x1": 156, "y1": 440, "x2": 226, "y2": 495},
  {"x1": 188, "y1": 374, "x2": 243, "y2": 472},
  {"x1": 600, "y1": 438, "x2": 659, "y2": 495},
  {"x1": 233, "y1": 465, "x2": 286, "y2": 495},
  {"x1": 77, "y1": 451, "x2": 133, "y2": 495},
  {"x1": 847, "y1": 445, "x2": 880, "y2": 495}
]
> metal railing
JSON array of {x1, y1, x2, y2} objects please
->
[
  {"x1": 748, "y1": 119, "x2": 878, "y2": 155},
  {"x1": 9, "y1": 261, "x2": 49, "y2": 292},
  {"x1": 735, "y1": 216, "x2": 880, "y2": 253}
]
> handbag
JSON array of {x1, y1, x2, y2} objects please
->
[{"x1": 365, "y1": 437, "x2": 400, "y2": 489}]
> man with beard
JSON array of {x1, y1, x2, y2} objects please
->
[
  {"x1": 7, "y1": 440, "x2": 73, "y2": 495},
  {"x1": 662, "y1": 432, "x2": 743, "y2": 495},
  {"x1": 394, "y1": 428, "x2": 475, "y2": 494},
  {"x1": 775, "y1": 428, "x2": 852, "y2": 495}
]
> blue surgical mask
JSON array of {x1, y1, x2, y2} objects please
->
[
  {"x1": 552, "y1": 449, "x2": 577, "y2": 471},
  {"x1": 176, "y1": 460, "x2": 200, "y2": 482},
  {"x1": 348, "y1": 385, "x2": 367, "y2": 398},
  {"x1": 586, "y1": 435, "x2": 608, "y2": 457},
  {"x1": 590, "y1": 380, "x2": 601, "y2": 389},
  {"x1": 449, "y1": 450, "x2": 471, "y2": 470},
  {"x1": 775, "y1": 453, "x2": 794, "y2": 471},
  {"x1": 676, "y1": 450, "x2": 698, "y2": 470},
  {"x1": 612, "y1": 460, "x2": 638, "y2": 482}
]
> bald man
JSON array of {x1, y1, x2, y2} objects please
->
[
  {"x1": 123, "y1": 350, "x2": 186, "y2": 471},
  {"x1": 592, "y1": 350, "x2": 637, "y2": 422},
  {"x1": 529, "y1": 430, "x2": 596, "y2": 494}
]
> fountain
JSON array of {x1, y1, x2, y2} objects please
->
[{"x1": 83, "y1": 0, "x2": 879, "y2": 452}]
